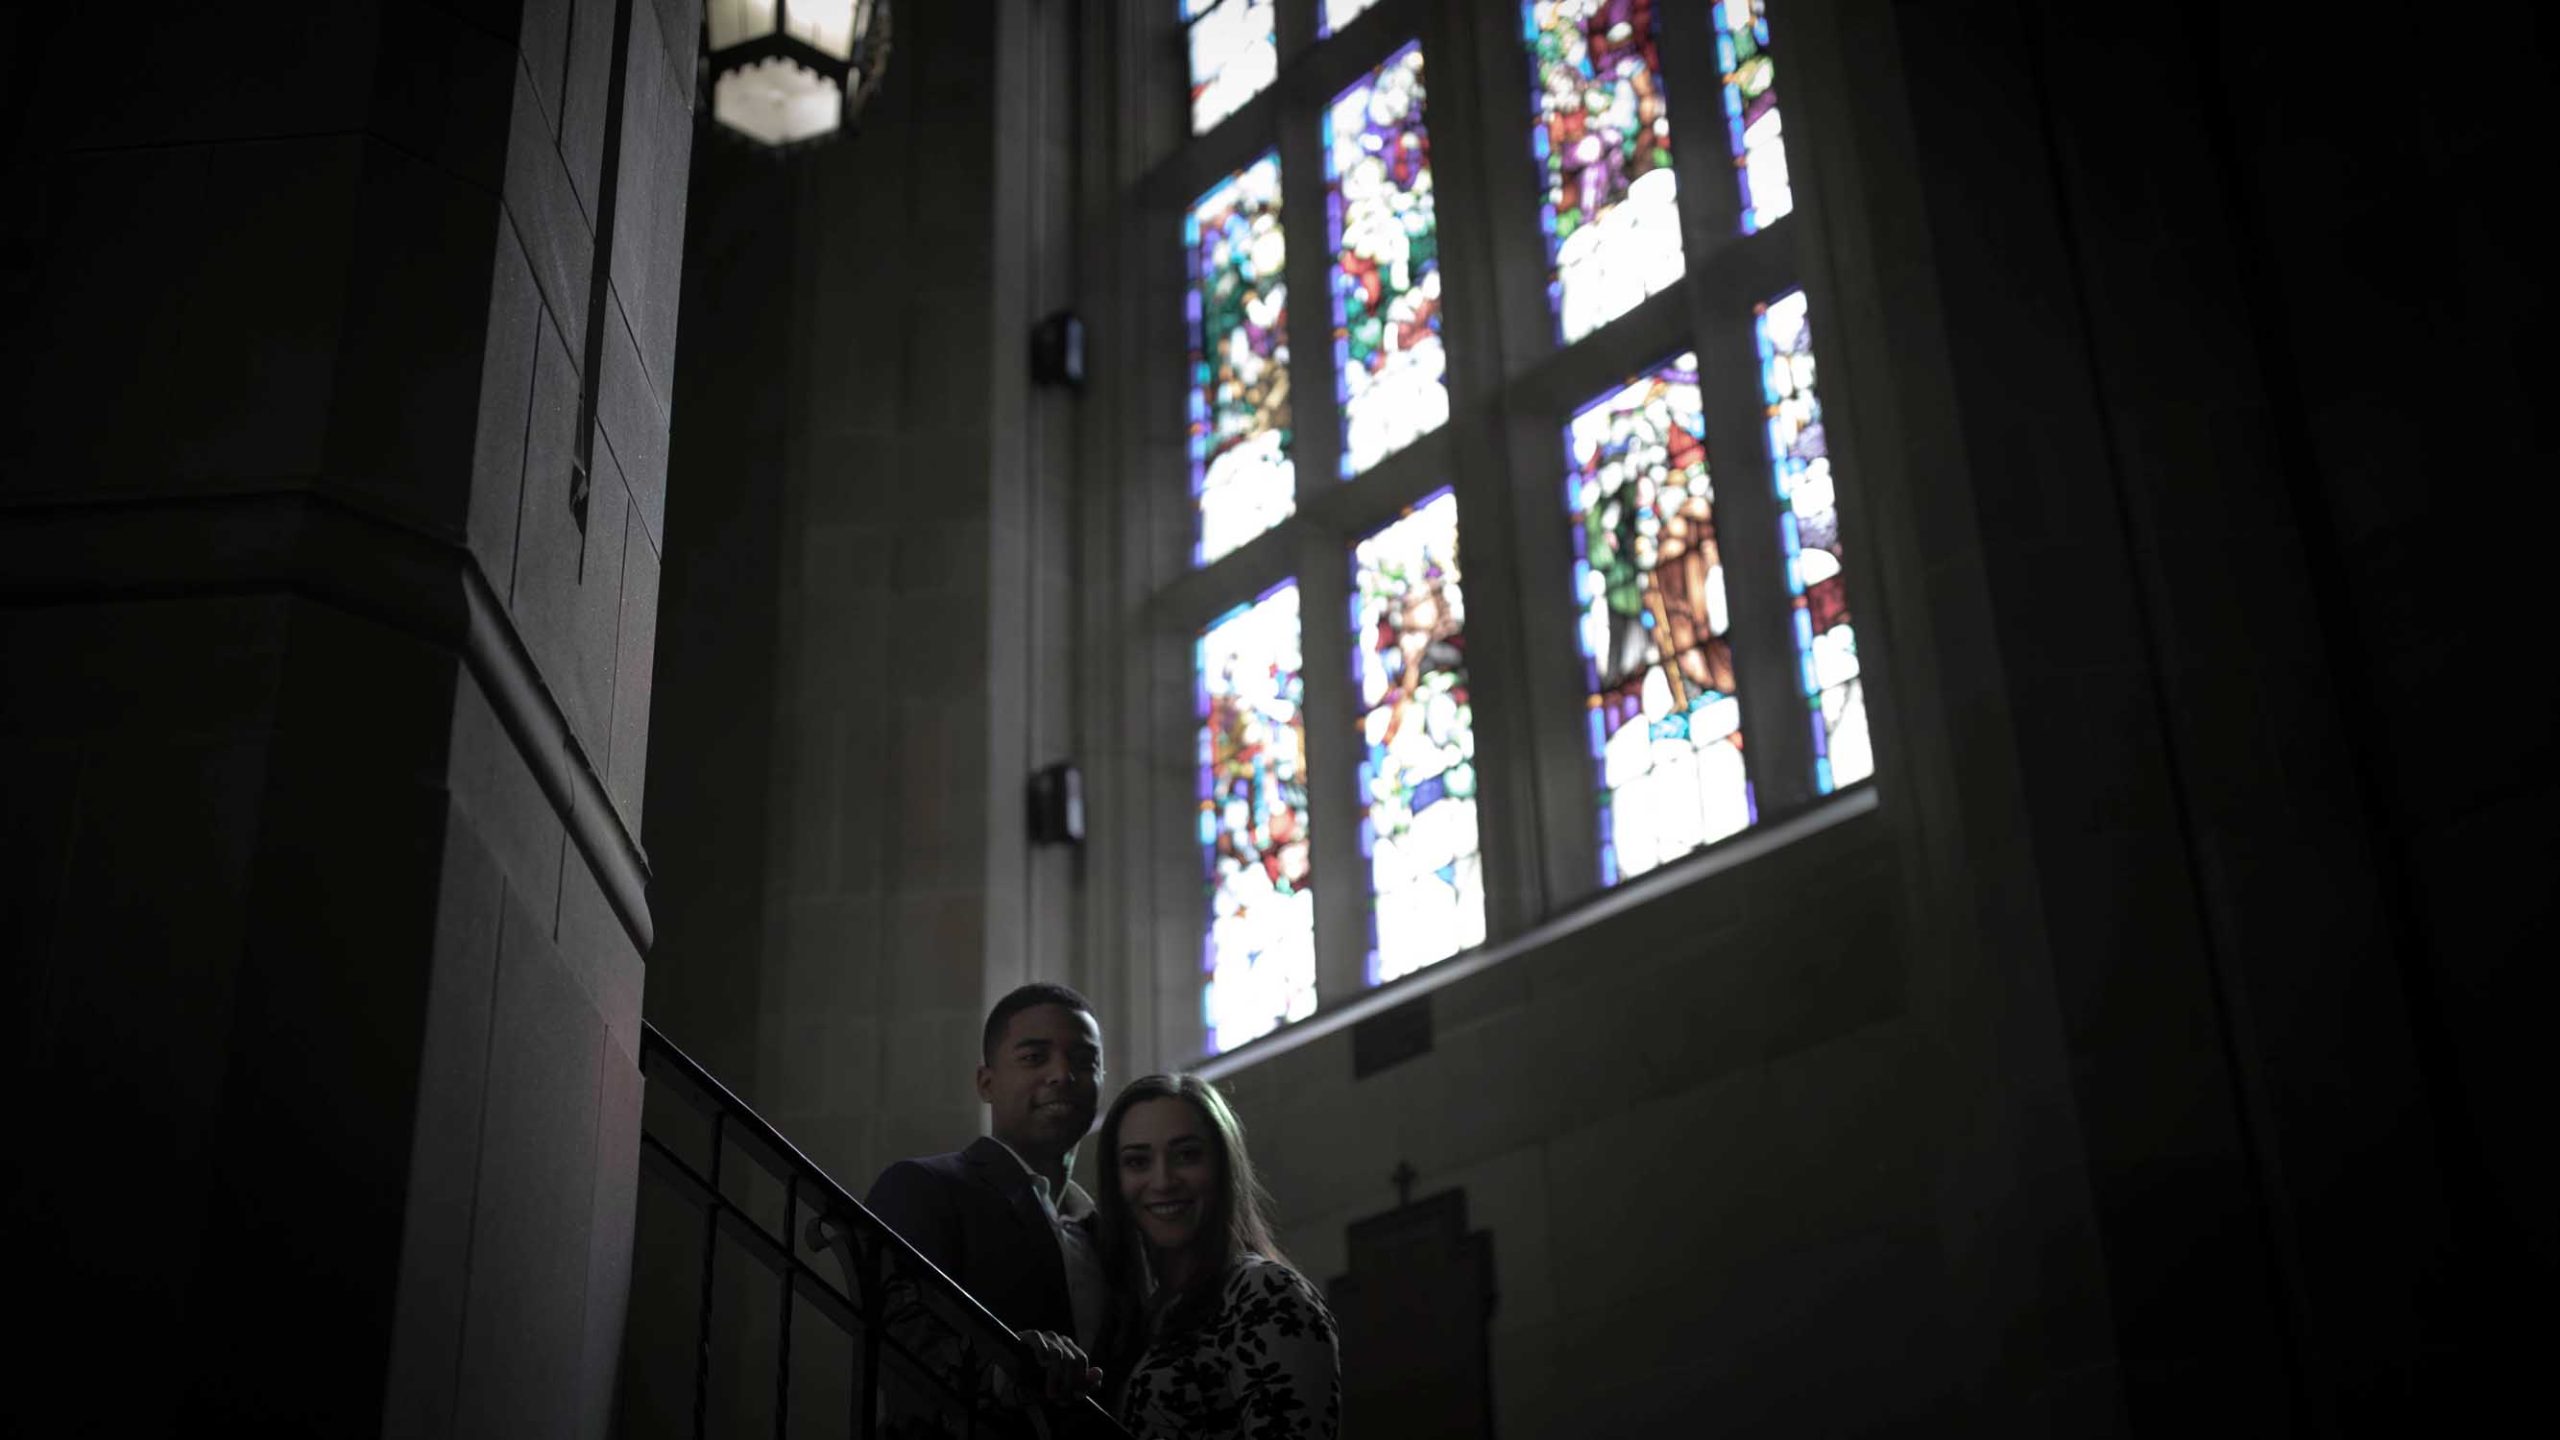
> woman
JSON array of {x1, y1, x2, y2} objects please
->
[{"x1": 1095, "y1": 1074, "x2": 1340, "y2": 1440}]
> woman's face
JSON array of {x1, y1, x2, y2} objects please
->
[{"x1": 1116, "y1": 1096, "x2": 1220, "y2": 1255}]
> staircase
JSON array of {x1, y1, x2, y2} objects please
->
[{"x1": 618, "y1": 1023, "x2": 1128, "y2": 1439}]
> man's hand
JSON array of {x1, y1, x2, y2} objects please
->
[{"x1": 1018, "y1": 1329, "x2": 1103, "y2": 1403}]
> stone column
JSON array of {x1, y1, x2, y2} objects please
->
[{"x1": 0, "y1": 2, "x2": 697, "y2": 1434}]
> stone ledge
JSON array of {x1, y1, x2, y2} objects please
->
[{"x1": 0, "y1": 485, "x2": 655, "y2": 951}]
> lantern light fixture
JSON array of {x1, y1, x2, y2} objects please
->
[{"x1": 703, "y1": 0, "x2": 893, "y2": 150}]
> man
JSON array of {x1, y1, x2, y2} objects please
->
[{"x1": 865, "y1": 982, "x2": 1111, "y2": 1402}]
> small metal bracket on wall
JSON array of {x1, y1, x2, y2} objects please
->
[
  {"x1": 1031, "y1": 310, "x2": 1086, "y2": 390},
  {"x1": 1028, "y1": 761, "x2": 1084, "y2": 845}
]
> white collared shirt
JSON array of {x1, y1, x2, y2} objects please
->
[{"x1": 989, "y1": 1137, "x2": 1110, "y2": 1356}]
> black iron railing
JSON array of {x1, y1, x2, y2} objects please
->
[{"x1": 621, "y1": 1023, "x2": 1128, "y2": 1440}]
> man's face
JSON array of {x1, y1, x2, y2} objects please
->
[{"x1": 976, "y1": 1003, "x2": 1104, "y2": 1163}]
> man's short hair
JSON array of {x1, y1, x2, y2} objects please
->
[{"x1": 981, "y1": 982, "x2": 1096, "y2": 1063}]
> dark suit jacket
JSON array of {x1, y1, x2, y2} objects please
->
[{"x1": 864, "y1": 1135, "x2": 1093, "y2": 1340}]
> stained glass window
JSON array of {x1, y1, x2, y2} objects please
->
[
  {"x1": 1188, "y1": 155, "x2": 1294, "y2": 565},
  {"x1": 1319, "y1": 0, "x2": 1383, "y2": 38},
  {"x1": 1757, "y1": 289, "x2": 1870, "y2": 791},
  {"x1": 1156, "y1": 1, "x2": 1875, "y2": 1050},
  {"x1": 1327, "y1": 42, "x2": 1446, "y2": 479},
  {"x1": 1187, "y1": 0, "x2": 1278, "y2": 135},
  {"x1": 1199, "y1": 583, "x2": 1317, "y2": 1053},
  {"x1": 1569, "y1": 356, "x2": 1754, "y2": 884},
  {"x1": 1710, "y1": 0, "x2": 1792, "y2": 232},
  {"x1": 1351, "y1": 489, "x2": 1484, "y2": 984},
  {"x1": 1522, "y1": 0, "x2": 1684, "y2": 343}
]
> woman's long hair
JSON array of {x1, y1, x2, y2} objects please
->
[{"x1": 1093, "y1": 1074, "x2": 1287, "y2": 1352}]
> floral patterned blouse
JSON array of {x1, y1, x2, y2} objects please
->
[{"x1": 1119, "y1": 1255, "x2": 1341, "y2": 1440}]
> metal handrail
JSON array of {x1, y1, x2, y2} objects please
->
[{"x1": 635, "y1": 1021, "x2": 1128, "y2": 1439}]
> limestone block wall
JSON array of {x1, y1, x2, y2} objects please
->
[
  {"x1": 645, "y1": 0, "x2": 1087, "y2": 1197},
  {"x1": 2211, "y1": 5, "x2": 2554, "y2": 1296},
  {"x1": 0, "y1": 2, "x2": 699, "y2": 1433}
]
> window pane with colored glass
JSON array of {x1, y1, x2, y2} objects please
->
[
  {"x1": 1756, "y1": 289, "x2": 1871, "y2": 791},
  {"x1": 1568, "y1": 355, "x2": 1754, "y2": 884},
  {"x1": 1319, "y1": 0, "x2": 1383, "y2": 38},
  {"x1": 1199, "y1": 583, "x2": 1317, "y2": 1053},
  {"x1": 1352, "y1": 489, "x2": 1483, "y2": 984},
  {"x1": 1522, "y1": 0, "x2": 1684, "y2": 343},
  {"x1": 1187, "y1": 0, "x2": 1278, "y2": 135},
  {"x1": 1710, "y1": 0, "x2": 1792, "y2": 232},
  {"x1": 1188, "y1": 155, "x2": 1294, "y2": 564},
  {"x1": 1328, "y1": 41, "x2": 1447, "y2": 479}
]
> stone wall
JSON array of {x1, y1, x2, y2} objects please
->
[
  {"x1": 0, "y1": 2, "x2": 699, "y2": 1433},
  {"x1": 644, "y1": 0, "x2": 1085, "y2": 1196}
]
